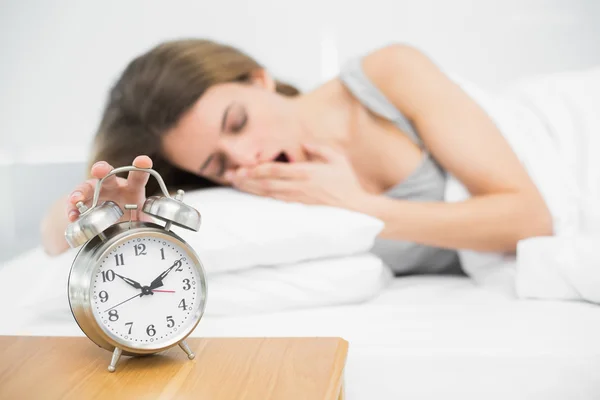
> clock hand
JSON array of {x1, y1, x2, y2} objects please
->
[
  {"x1": 114, "y1": 273, "x2": 143, "y2": 290},
  {"x1": 148, "y1": 258, "x2": 184, "y2": 290},
  {"x1": 104, "y1": 293, "x2": 143, "y2": 313}
]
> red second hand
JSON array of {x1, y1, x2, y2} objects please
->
[{"x1": 152, "y1": 290, "x2": 175, "y2": 293}]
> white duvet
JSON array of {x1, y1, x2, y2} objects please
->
[{"x1": 449, "y1": 66, "x2": 600, "y2": 304}]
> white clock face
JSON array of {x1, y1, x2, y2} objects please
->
[{"x1": 90, "y1": 234, "x2": 205, "y2": 349}]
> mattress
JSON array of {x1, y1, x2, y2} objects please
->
[
  {"x1": 1, "y1": 252, "x2": 599, "y2": 399},
  {"x1": 198, "y1": 282, "x2": 600, "y2": 400}
]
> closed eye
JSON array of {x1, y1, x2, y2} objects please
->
[
  {"x1": 199, "y1": 152, "x2": 227, "y2": 177},
  {"x1": 231, "y1": 111, "x2": 247, "y2": 133},
  {"x1": 201, "y1": 103, "x2": 245, "y2": 178},
  {"x1": 215, "y1": 153, "x2": 227, "y2": 177},
  {"x1": 225, "y1": 103, "x2": 247, "y2": 134}
]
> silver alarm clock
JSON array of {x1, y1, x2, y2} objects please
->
[{"x1": 65, "y1": 165, "x2": 207, "y2": 372}]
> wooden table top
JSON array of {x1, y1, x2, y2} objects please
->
[{"x1": 0, "y1": 336, "x2": 348, "y2": 400}]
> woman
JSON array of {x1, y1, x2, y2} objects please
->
[{"x1": 41, "y1": 38, "x2": 554, "y2": 275}]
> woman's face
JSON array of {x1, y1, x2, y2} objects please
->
[{"x1": 162, "y1": 71, "x2": 305, "y2": 185}]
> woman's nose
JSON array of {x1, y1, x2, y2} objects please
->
[{"x1": 224, "y1": 141, "x2": 261, "y2": 167}]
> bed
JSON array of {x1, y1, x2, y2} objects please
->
[
  {"x1": 2, "y1": 151, "x2": 600, "y2": 399},
  {"x1": 2, "y1": 246, "x2": 599, "y2": 400}
]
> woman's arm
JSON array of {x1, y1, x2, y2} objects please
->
[
  {"x1": 354, "y1": 193, "x2": 550, "y2": 252},
  {"x1": 357, "y1": 44, "x2": 552, "y2": 252},
  {"x1": 40, "y1": 195, "x2": 70, "y2": 256}
]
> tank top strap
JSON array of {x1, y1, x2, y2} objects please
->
[{"x1": 339, "y1": 56, "x2": 422, "y2": 146}]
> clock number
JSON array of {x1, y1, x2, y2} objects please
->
[
  {"x1": 114, "y1": 253, "x2": 124, "y2": 266},
  {"x1": 146, "y1": 324, "x2": 156, "y2": 337},
  {"x1": 175, "y1": 260, "x2": 184, "y2": 272},
  {"x1": 134, "y1": 243, "x2": 147, "y2": 256},
  {"x1": 178, "y1": 299, "x2": 187, "y2": 310},
  {"x1": 108, "y1": 309, "x2": 119, "y2": 322},
  {"x1": 99, "y1": 291, "x2": 109, "y2": 303},
  {"x1": 102, "y1": 270, "x2": 116, "y2": 282},
  {"x1": 125, "y1": 322, "x2": 133, "y2": 335},
  {"x1": 166, "y1": 316, "x2": 175, "y2": 328},
  {"x1": 182, "y1": 279, "x2": 191, "y2": 291},
  {"x1": 160, "y1": 248, "x2": 165, "y2": 260}
]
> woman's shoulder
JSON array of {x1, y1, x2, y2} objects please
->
[
  {"x1": 348, "y1": 43, "x2": 458, "y2": 121},
  {"x1": 358, "y1": 43, "x2": 429, "y2": 80},
  {"x1": 337, "y1": 44, "x2": 429, "y2": 137},
  {"x1": 339, "y1": 43, "x2": 427, "y2": 91}
]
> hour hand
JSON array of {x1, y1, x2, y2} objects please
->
[
  {"x1": 149, "y1": 259, "x2": 182, "y2": 290},
  {"x1": 114, "y1": 273, "x2": 143, "y2": 290}
]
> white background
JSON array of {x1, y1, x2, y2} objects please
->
[{"x1": 1, "y1": 0, "x2": 599, "y2": 261}]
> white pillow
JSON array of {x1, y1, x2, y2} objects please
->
[
  {"x1": 2, "y1": 247, "x2": 391, "y2": 321},
  {"x1": 206, "y1": 253, "x2": 391, "y2": 316},
  {"x1": 168, "y1": 187, "x2": 385, "y2": 275}
]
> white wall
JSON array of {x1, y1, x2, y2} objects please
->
[
  {"x1": 1, "y1": 0, "x2": 599, "y2": 261},
  {"x1": 2, "y1": 0, "x2": 599, "y2": 158}
]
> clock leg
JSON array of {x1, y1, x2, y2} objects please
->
[
  {"x1": 179, "y1": 340, "x2": 195, "y2": 360},
  {"x1": 108, "y1": 347, "x2": 123, "y2": 372}
]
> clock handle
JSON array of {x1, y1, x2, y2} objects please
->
[
  {"x1": 80, "y1": 164, "x2": 201, "y2": 233},
  {"x1": 89, "y1": 166, "x2": 172, "y2": 212}
]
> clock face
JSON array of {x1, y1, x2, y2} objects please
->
[{"x1": 90, "y1": 234, "x2": 205, "y2": 349}]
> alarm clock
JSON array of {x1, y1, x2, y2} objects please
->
[{"x1": 64, "y1": 165, "x2": 207, "y2": 372}]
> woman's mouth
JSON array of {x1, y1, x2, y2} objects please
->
[{"x1": 273, "y1": 152, "x2": 290, "y2": 163}]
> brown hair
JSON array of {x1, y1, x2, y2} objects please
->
[{"x1": 89, "y1": 38, "x2": 300, "y2": 195}]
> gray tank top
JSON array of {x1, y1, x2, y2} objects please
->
[{"x1": 339, "y1": 57, "x2": 461, "y2": 275}]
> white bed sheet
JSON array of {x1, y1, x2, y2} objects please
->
[
  {"x1": 197, "y1": 282, "x2": 600, "y2": 400},
  {"x1": 2, "y1": 266, "x2": 599, "y2": 400}
]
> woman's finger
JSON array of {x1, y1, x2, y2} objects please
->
[
  {"x1": 236, "y1": 162, "x2": 309, "y2": 181},
  {"x1": 127, "y1": 155, "x2": 153, "y2": 191},
  {"x1": 66, "y1": 179, "x2": 98, "y2": 221},
  {"x1": 234, "y1": 178, "x2": 296, "y2": 197},
  {"x1": 91, "y1": 161, "x2": 118, "y2": 189},
  {"x1": 68, "y1": 179, "x2": 96, "y2": 205}
]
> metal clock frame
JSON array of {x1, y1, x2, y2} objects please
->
[{"x1": 64, "y1": 165, "x2": 207, "y2": 372}]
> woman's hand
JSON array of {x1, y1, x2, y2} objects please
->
[
  {"x1": 66, "y1": 155, "x2": 153, "y2": 222},
  {"x1": 226, "y1": 143, "x2": 370, "y2": 210}
]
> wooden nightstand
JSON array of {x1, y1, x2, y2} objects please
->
[{"x1": 0, "y1": 336, "x2": 347, "y2": 400}]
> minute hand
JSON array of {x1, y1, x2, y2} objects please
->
[{"x1": 149, "y1": 258, "x2": 183, "y2": 290}]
